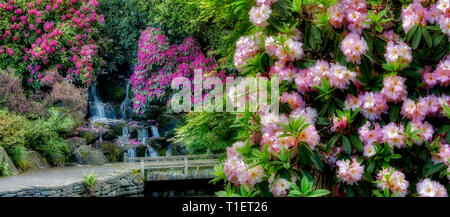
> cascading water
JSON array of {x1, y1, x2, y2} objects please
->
[
  {"x1": 119, "y1": 81, "x2": 132, "y2": 120},
  {"x1": 138, "y1": 128, "x2": 149, "y2": 144},
  {"x1": 89, "y1": 84, "x2": 117, "y2": 119},
  {"x1": 145, "y1": 126, "x2": 160, "y2": 157},
  {"x1": 150, "y1": 125, "x2": 160, "y2": 137}
]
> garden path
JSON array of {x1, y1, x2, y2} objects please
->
[{"x1": 0, "y1": 163, "x2": 140, "y2": 192}]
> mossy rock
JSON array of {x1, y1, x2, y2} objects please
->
[
  {"x1": 52, "y1": 107, "x2": 86, "y2": 137},
  {"x1": 17, "y1": 150, "x2": 49, "y2": 171},
  {"x1": 100, "y1": 142, "x2": 125, "y2": 162},
  {"x1": 66, "y1": 137, "x2": 88, "y2": 153},
  {"x1": 0, "y1": 146, "x2": 19, "y2": 176},
  {"x1": 74, "y1": 145, "x2": 108, "y2": 165},
  {"x1": 80, "y1": 130, "x2": 100, "y2": 144},
  {"x1": 93, "y1": 122, "x2": 106, "y2": 129}
]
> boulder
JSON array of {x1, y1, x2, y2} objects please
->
[
  {"x1": 53, "y1": 107, "x2": 86, "y2": 137},
  {"x1": 74, "y1": 145, "x2": 108, "y2": 165},
  {"x1": 0, "y1": 147, "x2": 19, "y2": 175},
  {"x1": 66, "y1": 137, "x2": 88, "y2": 153},
  {"x1": 80, "y1": 130, "x2": 100, "y2": 144},
  {"x1": 19, "y1": 150, "x2": 49, "y2": 171},
  {"x1": 100, "y1": 142, "x2": 126, "y2": 162}
]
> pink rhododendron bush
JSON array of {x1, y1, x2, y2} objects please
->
[
  {"x1": 213, "y1": 0, "x2": 450, "y2": 197},
  {"x1": 131, "y1": 27, "x2": 227, "y2": 115},
  {"x1": 0, "y1": 0, "x2": 105, "y2": 87}
]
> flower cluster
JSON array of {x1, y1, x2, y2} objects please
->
[
  {"x1": 336, "y1": 157, "x2": 365, "y2": 185},
  {"x1": 249, "y1": 0, "x2": 278, "y2": 28},
  {"x1": 376, "y1": 167, "x2": 409, "y2": 197},
  {"x1": 340, "y1": 33, "x2": 368, "y2": 64},
  {"x1": 328, "y1": 0, "x2": 369, "y2": 34},
  {"x1": 416, "y1": 178, "x2": 448, "y2": 197},
  {"x1": 295, "y1": 60, "x2": 356, "y2": 93},
  {"x1": 224, "y1": 141, "x2": 265, "y2": 187},
  {"x1": 423, "y1": 55, "x2": 450, "y2": 88},
  {"x1": 234, "y1": 34, "x2": 262, "y2": 71},
  {"x1": 383, "y1": 34, "x2": 413, "y2": 67}
]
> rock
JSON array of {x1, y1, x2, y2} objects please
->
[
  {"x1": 100, "y1": 142, "x2": 125, "y2": 162},
  {"x1": 0, "y1": 147, "x2": 19, "y2": 175},
  {"x1": 118, "y1": 179, "x2": 131, "y2": 187},
  {"x1": 66, "y1": 138, "x2": 87, "y2": 153},
  {"x1": 52, "y1": 107, "x2": 86, "y2": 137},
  {"x1": 19, "y1": 150, "x2": 49, "y2": 171},
  {"x1": 146, "y1": 137, "x2": 167, "y2": 149},
  {"x1": 80, "y1": 130, "x2": 100, "y2": 144},
  {"x1": 74, "y1": 145, "x2": 108, "y2": 165}
]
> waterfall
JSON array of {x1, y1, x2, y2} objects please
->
[
  {"x1": 150, "y1": 125, "x2": 160, "y2": 137},
  {"x1": 127, "y1": 148, "x2": 136, "y2": 158},
  {"x1": 119, "y1": 81, "x2": 132, "y2": 120},
  {"x1": 138, "y1": 128, "x2": 149, "y2": 144},
  {"x1": 144, "y1": 125, "x2": 160, "y2": 157},
  {"x1": 122, "y1": 125, "x2": 129, "y2": 137},
  {"x1": 145, "y1": 145, "x2": 158, "y2": 157},
  {"x1": 89, "y1": 84, "x2": 117, "y2": 119}
]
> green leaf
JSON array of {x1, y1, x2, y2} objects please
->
[
  {"x1": 411, "y1": 26, "x2": 422, "y2": 50},
  {"x1": 424, "y1": 162, "x2": 446, "y2": 177},
  {"x1": 350, "y1": 135, "x2": 364, "y2": 152},
  {"x1": 433, "y1": 34, "x2": 444, "y2": 47},
  {"x1": 422, "y1": 27, "x2": 433, "y2": 48},
  {"x1": 389, "y1": 154, "x2": 402, "y2": 159},
  {"x1": 367, "y1": 160, "x2": 376, "y2": 174},
  {"x1": 389, "y1": 104, "x2": 400, "y2": 122},
  {"x1": 406, "y1": 24, "x2": 419, "y2": 42},
  {"x1": 342, "y1": 136, "x2": 352, "y2": 154},
  {"x1": 326, "y1": 135, "x2": 340, "y2": 151},
  {"x1": 309, "y1": 189, "x2": 330, "y2": 197}
]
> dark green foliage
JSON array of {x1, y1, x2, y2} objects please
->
[
  {"x1": 174, "y1": 112, "x2": 237, "y2": 154},
  {"x1": 98, "y1": 0, "x2": 147, "y2": 72}
]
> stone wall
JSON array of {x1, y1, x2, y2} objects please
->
[{"x1": 0, "y1": 171, "x2": 144, "y2": 197}]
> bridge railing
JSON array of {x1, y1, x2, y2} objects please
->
[{"x1": 123, "y1": 154, "x2": 221, "y2": 179}]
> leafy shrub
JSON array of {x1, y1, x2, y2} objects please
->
[
  {"x1": 0, "y1": 69, "x2": 46, "y2": 118},
  {"x1": 0, "y1": 109, "x2": 29, "y2": 153},
  {"x1": 130, "y1": 27, "x2": 226, "y2": 115},
  {"x1": 25, "y1": 109, "x2": 71, "y2": 166},
  {"x1": 173, "y1": 112, "x2": 237, "y2": 154},
  {"x1": 0, "y1": 0, "x2": 105, "y2": 86},
  {"x1": 97, "y1": 0, "x2": 147, "y2": 72},
  {"x1": 216, "y1": 0, "x2": 450, "y2": 197},
  {"x1": 137, "y1": 0, "x2": 253, "y2": 68}
]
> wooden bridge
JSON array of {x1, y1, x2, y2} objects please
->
[{"x1": 123, "y1": 154, "x2": 221, "y2": 181}]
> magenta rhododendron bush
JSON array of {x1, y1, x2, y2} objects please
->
[
  {"x1": 214, "y1": 0, "x2": 450, "y2": 197},
  {"x1": 131, "y1": 27, "x2": 227, "y2": 115},
  {"x1": 0, "y1": 0, "x2": 105, "y2": 87}
]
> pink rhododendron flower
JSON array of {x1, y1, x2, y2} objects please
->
[
  {"x1": 270, "y1": 178, "x2": 289, "y2": 197},
  {"x1": 340, "y1": 33, "x2": 368, "y2": 64},
  {"x1": 249, "y1": 4, "x2": 272, "y2": 28},
  {"x1": 381, "y1": 75, "x2": 407, "y2": 102},
  {"x1": 381, "y1": 122, "x2": 406, "y2": 149},
  {"x1": 416, "y1": 178, "x2": 448, "y2": 197},
  {"x1": 376, "y1": 167, "x2": 409, "y2": 197},
  {"x1": 359, "y1": 91, "x2": 389, "y2": 121},
  {"x1": 336, "y1": 157, "x2": 365, "y2": 185}
]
